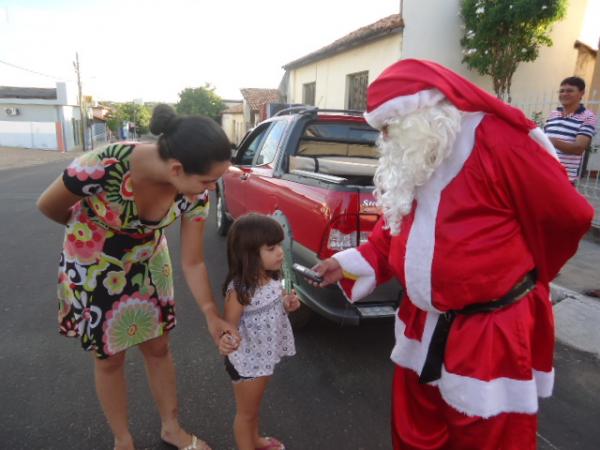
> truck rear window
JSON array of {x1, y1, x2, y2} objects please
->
[
  {"x1": 289, "y1": 120, "x2": 380, "y2": 185},
  {"x1": 302, "y1": 122, "x2": 379, "y2": 145}
]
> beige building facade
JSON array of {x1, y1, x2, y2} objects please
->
[
  {"x1": 286, "y1": 34, "x2": 402, "y2": 109},
  {"x1": 282, "y1": 15, "x2": 403, "y2": 111},
  {"x1": 221, "y1": 102, "x2": 245, "y2": 145}
]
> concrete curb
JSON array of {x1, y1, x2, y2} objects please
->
[{"x1": 552, "y1": 282, "x2": 600, "y2": 358}]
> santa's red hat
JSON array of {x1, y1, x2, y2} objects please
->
[{"x1": 364, "y1": 59, "x2": 556, "y2": 157}]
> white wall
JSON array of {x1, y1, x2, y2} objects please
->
[
  {"x1": 61, "y1": 106, "x2": 82, "y2": 151},
  {"x1": 221, "y1": 112, "x2": 245, "y2": 145},
  {"x1": 287, "y1": 34, "x2": 402, "y2": 109},
  {"x1": 0, "y1": 121, "x2": 57, "y2": 150},
  {"x1": 56, "y1": 82, "x2": 80, "y2": 106},
  {"x1": 402, "y1": 0, "x2": 590, "y2": 100},
  {"x1": 0, "y1": 104, "x2": 58, "y2": 122}
]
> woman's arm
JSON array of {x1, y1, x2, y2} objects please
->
[
  {"x1": 180, "y1": 216, "x2": 240, "y2": 345},
  {"x1": 36, "y1": 175, "x2": 82, "y2": 224},
  {"x1": 219, "y1": 289, "x2": 243, "y2": 354}
]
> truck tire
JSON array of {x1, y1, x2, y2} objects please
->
[{"x1": 216, "y1": 189, "x2": 232, "y2": 236}]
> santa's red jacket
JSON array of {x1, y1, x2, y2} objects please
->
[{"x1": 333, "y1": 112, "x2": 594, "y2": 418}]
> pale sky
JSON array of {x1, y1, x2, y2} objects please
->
[{"x1": 0, "y1": 0, "x2": 401, "y2": 103}]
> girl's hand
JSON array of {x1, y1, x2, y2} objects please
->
[
  {"x1": 283, "y1": 290, "x2": 301, "y2": 312},
  {"x1": 311, "y1": 258, "x2": 344, "y2": 287},
  {"x1": 207, "y1": 315, "x2": 240, "y2": 350},
  {"x1": 218, "y1": 331, "x2": 241, "y2": 355}
]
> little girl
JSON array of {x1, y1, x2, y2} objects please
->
[{"x1": 220, "y1": 213, "x2": 300, "y2": 450}]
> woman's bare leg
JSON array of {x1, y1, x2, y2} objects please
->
[
  {"x1": 139, "y1": 333, "x2": 209, "y2": 449},
  {"x1": 94, "y1": 351, "x2": 135, "y2": 450}
]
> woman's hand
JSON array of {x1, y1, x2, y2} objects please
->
[
  {"x1": 311, "y1": 258, "x2": 344, "y2": 287},
  {"x1": 207, "y1": 314, "x2": 240, "y2": 352},
  {"x1": 283, "y1": 290, "x2": 301, "y2": 312}
]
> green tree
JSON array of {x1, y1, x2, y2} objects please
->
[
  {"x1": 176, "y1": 84, "x2": 226, "y2": 120},
  {"x1": 113, "y1": 102, "x2": 152, "y2": 135},
  {"x1": 460, "y1": 0, "x2": 566, "y2": 102}
]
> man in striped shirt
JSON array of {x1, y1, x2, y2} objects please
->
[{"x1": 544, "y1": 76, "x2": 597, "y2": 183}]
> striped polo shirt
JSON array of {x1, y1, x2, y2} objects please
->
[{"x1": 544, "y1": 104, "x2": 597, "y2": 181}]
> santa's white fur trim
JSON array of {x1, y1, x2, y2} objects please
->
[
  {"x1": 390, "y1": 308, "x2": 439, "y2": 373},
  {"x1": 534, "y1": 368, "x2": 555, "y2": 398},
  {"x1": 364, "y1": 89, "x2": 445, "y2": 130},
  {"x1": 404, "y1": 112, "x2": 484, "y2": 312},
  {"x1": 391, "y1": 313, "x2": 555, "y2": 417},
  {"x1": 438, "y1": 368, "x2": 554, "y2": 418},
  {"x1": 332, "y1": 248, "x2": 377, "y2": 303},
  {"x1": 529, "y1": 127, "x2": 558, "y2": 159}
]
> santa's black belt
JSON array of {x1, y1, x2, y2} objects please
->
[{"x1": 418, "y1": 270, "x2": 537, "y2": 384}]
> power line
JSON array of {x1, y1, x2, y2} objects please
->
[{"x1": 0, "y1": 58, "x2": 66, "y2": 80}]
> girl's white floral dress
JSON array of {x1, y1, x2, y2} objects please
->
[{"x1": 228, "y1": 279, "x2": 296, "y2": 377}]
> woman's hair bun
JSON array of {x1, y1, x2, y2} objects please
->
[{"x1": 150, "y1": 104, "x2": 178, "y2": 135}]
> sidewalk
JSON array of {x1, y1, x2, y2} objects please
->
[
  {"x1": 552, "y1": 237, "x2": 600, "y2": 358},
  {"x1": 0, "y1": 146, "x2": 83, "y2": 171}
]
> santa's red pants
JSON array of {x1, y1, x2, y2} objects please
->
[{"x1": 391, "y1": 366, "x2": 537, "y2": 450}]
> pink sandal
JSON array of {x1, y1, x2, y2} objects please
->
[{"x1": 256, "y1": 437, "x2": 285, "y2": 450}]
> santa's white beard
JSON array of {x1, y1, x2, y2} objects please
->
[{"x1": 373, "y1": 101, "x2": 463, "y2": 235}]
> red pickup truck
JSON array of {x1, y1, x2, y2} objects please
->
[{"x1": 216, "y1": 107, "x2": 401, "y2": 327}]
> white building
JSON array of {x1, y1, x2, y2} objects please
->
[
  {"x1": 0, "y1": 82, "x2": 85, "y2": 151},
  {"x1": 401, "y1": 0, "x2": 599, "y2": 105}
]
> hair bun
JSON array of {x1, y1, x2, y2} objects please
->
[{"x1": 150, "y1": 104, "x2": 178, "y2": 135}]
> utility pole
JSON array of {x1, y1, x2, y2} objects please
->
[{"x1": 73, "y1": 52, "x2": 87, "y2": 150}]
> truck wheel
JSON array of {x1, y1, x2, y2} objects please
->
[
  {"x1": 289, "y1": 301, "x2": 313, "y2": 330},
  {"x1": 216, "y1": 190, "x2": 232, "y2": 236}
]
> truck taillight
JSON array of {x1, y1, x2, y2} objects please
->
[
  {"x1": 319, "y1": 214, "x2": 378, "y2": 259},
  {"x1": 327, "y1": 228, "x2": 357, "y2": 251}
]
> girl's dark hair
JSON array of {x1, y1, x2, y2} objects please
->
[
  {"x1": 150, "y1": 104, "x2": 231, "y2": 175},
  {"x1": 223, "y1": 213, "x2": 285, "y2": 305}
]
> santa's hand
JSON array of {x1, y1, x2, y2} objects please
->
[
  {"x1": 311, "y1": 258, "x2": 343, "y2": 287},
  {"x1": 283, "y1": 290, "x2": 301, "y2": 312}
]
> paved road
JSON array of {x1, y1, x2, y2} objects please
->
[{"x1": 0, "y1": 160, "x2": 599, "y2": 449}]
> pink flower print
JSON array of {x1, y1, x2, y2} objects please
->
[
  {"x1": 102, "y1": 157, "x2": 119, "y2": 167},
  {"x1": 64, "y1": 214, "x2": 107, "y2": 264},
  {"x1": 88, "y1": 193, "x2": 122, "y2": 228},
  {"x1": 120, "y1": 173, "x2": 134, "y2": 201},
  {"x1": 66, "y1": 152, "x2": 106, "y2": 182}
]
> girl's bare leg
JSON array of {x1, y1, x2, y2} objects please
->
[{"x1": 232, "y1": 376, "x2": 272, "y2": 450}]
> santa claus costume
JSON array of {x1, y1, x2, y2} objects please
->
[{"x1": 331, "y1": 60, "x2": 594, "y2": 449}]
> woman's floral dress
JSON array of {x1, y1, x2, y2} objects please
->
[{"x1": 57, "y1": 144, "x2": 209, "y2": 359}]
